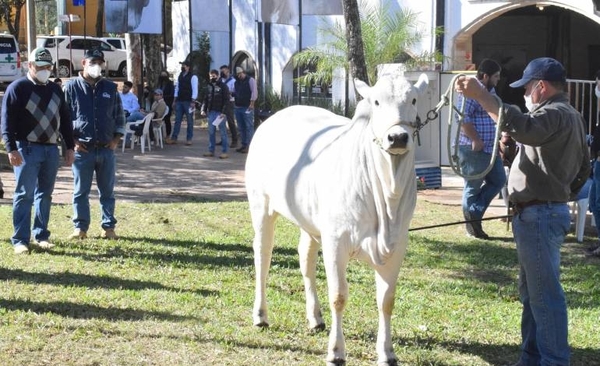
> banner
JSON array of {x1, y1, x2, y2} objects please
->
[
  {"x1": 302, "y1": 0, "x2": 343, "y2": 15},
  {"x1": 105, "y1": 0, "x2": 127, "y2": 33},
  {"x1": 260, "y1": 0, "x2": 299, "y2": 25},
  {"x1": 128, "y1": 0, "x2": 163, "y2": 34},
  {"x1": 191, "y1": 0, "x2": 229, "y2": 32}
]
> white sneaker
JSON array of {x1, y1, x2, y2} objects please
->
[
  {"x1": 30, "y1": 240, "x2": 55, "y2": 250},
  {"x1": 14, "y1": 244, "x2": 29, "y2": 255}
]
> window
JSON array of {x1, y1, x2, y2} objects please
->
[{"x1": 0, "y1": 37, "x2": 16, "y2": 53}]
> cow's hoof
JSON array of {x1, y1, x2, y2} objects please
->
[
  {"x1": 378, "y1": 359, "x2": 398, "y2": 366},
  {"x1": 326, "y1": 359, "x2": 345, "y2": 366},
  {"x1": 309, "y1": 323, "x2": 326, "y2": 333},
  {"x1": 254, "y1": 321, "x2": 269, "y2": 328}
]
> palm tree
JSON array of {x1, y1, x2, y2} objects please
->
[{"x1": 293, "y1": 0, "x2": 438, "y2": 87}]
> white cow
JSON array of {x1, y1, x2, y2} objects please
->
[{"x1": 246, "y1": 73, "x2": 429, "y2": 365}]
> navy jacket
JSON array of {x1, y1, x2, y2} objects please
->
[{"x1": 64, "y1": 75, "x2": 126, "y2": 144}]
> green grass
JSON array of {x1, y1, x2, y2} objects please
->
[{"x1": 0, "y1": 200, "x2": 598, "y2": 366}]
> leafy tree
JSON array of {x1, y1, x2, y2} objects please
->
[
  {"x1": 294, "y1": 0, "x2": 438, "y2": 87},
  {"x1": 0, "y1": 0, "x2": 26, "y2": 40},
  {"x1": 36, "y1": 0, "x2": 57, "y2": 35}
]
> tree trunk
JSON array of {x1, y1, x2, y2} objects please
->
[
  {"x1": 142, "y1": 34, "x2": 163, "y2": 90},
  {"x1": 342, "y1": 0, "x2": 369, "y2": 86},
  {"x1": 96, "y1": 0, "x2": 104, "y2": 36},
  {"x1": 126, "y1": 33, "x2": 143, "y2": 96}
]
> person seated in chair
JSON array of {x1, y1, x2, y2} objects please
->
[
  {"x1": 119, "y1": 81, "x2": 145, "y2": 122},
  {"x1": 129, "y1": 89, "x2": 167, "y2": 143}
]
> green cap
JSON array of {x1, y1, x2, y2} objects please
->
[{"x1": 29, "y1": 47, "x2": 53, "y2": 67}]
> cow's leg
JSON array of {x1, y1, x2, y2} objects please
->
[
  {"x1": 298, "y1": 230, "x2": 325, "y2": 331},
  {"x1": 322, "y1": 240, "x2": 350, "y2": 365},
  {"x1": 251, "y1": 201, "x2": 278, "y2": 327},
  {"x1": 374, "y1": 246, "x2": 407, "y2": 366}
]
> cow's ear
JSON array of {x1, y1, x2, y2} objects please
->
[
  {"x1": 414, "y1": 73, "x2": 429, "y2": 95},
  {"x1": 354, "y1": 79, "x2": 371, "y2": 100}
]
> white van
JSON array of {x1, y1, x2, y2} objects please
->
[{"x1": 0, "y1": 33, "x2": 23, "y2": 84}]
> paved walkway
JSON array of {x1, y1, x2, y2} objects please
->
[{"x1": 0, "y1": 122, "x2": 247, "y2": 205}]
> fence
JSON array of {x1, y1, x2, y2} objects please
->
[{"x1": 567, "y1": 79, "x2": 597, "y2": 134}]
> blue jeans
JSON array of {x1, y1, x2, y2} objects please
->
[
  {"x1": 512, "y1": 203, "x2": 571, "y2": 366},
  {"x1": 458, "y1": 145, "x2": 506, "y2": 220},
  {"x1": 207, "y1": 111, "x2": 228, "y2": 153},
  {"x1": 234, "y1": 106, "x2": 254, "y2": 148},
  {"x1": 127, "y1": 111, "x2": 145, "y2": 122},
  {"x1": 171, "y1": 101, "x2": 194, "y2": 142},
  {"x1": 11, "y1": 141, "x2": 60, "y2": 245},
  {"x1": 589, "y1": 160, "x2": 600, "y2": 238},
  {"x1": 72, "y1": 147, "x2": 117, "y2": 231}
]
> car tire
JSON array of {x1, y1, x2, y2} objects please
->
[
  {"x1": 58, "y1": 60, "x2": 72, "y2": 78},
  {"x1": 118, "y1": 62, "x2": 127, "y2": 78}
]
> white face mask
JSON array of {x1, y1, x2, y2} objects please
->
[
  {"x1": 524, "y1": 82, "x2": 541, "y2": 111},
  {"x1": 35, "y1": 69, "x2": 51, "y2": 84},
  {"x1": 86, "y1": 64, "x2": 103, "y2": 79},
  {"x1": 595, "y1": 84, "x2": 600, "y2": 99}
]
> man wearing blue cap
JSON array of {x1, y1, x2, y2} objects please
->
[
  {"x1": 1, "y1": 47, "x2": 75, "y2": 254},
  {"x1": 456, "y1": 57, "x2": 590, "y2": 366},
  {"x1": 64, "y1": 48, "x2": 126, "y2": 240}
]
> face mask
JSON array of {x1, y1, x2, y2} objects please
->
[
  {"x1": 181, "y1": 67, "x2": 186, "y2": 73},
  {"x1": 35, "y1": 69, "x2": 51, "y2": 84},
  {"x1": 210, "y1": 77, "x2": 217, "y2": 82},
  {"x1": 87, "y1": 64, "x2": 103, "y2": 79},
  {"x1": 524, "y1": 82, "x2": 541, "y2": 111},
  {"x1": 595, "y1": 84, "x2": 600, "y2": 99}
]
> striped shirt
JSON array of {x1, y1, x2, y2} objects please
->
[{"x1": 456, "y1": 86, "x2": 498, "y2": 154}]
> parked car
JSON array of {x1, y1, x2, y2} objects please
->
[
  {"x1": 36, "y1": 35, "x2": 128, "y2": 78},
  {"x1": 0, "y1": 32, "x2": 23, "y2": 84}
]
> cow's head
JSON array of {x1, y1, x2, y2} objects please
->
[{"x1": 355, "y1": 73, "x2": 429, "y2": 155}]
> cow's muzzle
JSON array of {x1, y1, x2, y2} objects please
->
[{"x1": 388, "y1": 132, "x2": 409, "y2": 150}]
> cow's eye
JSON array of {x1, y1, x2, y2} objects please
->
[
  {"x1": 374, "y1": 100, "x2": 379, "y2": 106},
  {"x1": 412, "y1": 98, "x2": 416, "y2": 105}
]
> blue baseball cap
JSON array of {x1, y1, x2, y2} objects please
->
[
  {"x1": 509, "y1": 57, "x2": 566, "y2": 88},
  {"x1": 84, "y1": 48, "x2": 105, "y2": 62}
]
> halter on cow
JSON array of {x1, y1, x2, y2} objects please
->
[{"x1": 246, "y1": 73, "x2": 429, "y2": 365}]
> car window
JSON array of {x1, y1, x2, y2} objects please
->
[
  {"x1": 106, "y1": 39, "x2": 121, "y2": 49},
  {"x1": 99, "y1": 41, "x2": 113, "y2": 52},
  {"x1": 0, "y1": 38, "x2": 17, "y2": 53},
  {"x1": 68, "y1": 39, "x2": 105, "y2": 50},
  {"x1": 69, "y1": 39, "x2": 86, "y2": 49}
]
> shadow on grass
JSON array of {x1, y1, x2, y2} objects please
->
[
  {"x1": 0, "y1": 298, "x2": 196, "y2": 322},
  {"x1": 393, "y1": 334, "x2": 599, "y2": 366},
  {"x1": 53, "y1": 238, "x2": 300, "y2": 270},
  {"x1": 410, "y1": 236, "x2": 599, "y2": 309},
  {"x1": 0, "y1": 268, "x2": 216, "y2": 296}
]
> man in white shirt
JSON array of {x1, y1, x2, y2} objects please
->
[{"x1": 119, "y1": 81, "x2": 144, "y2": 122}]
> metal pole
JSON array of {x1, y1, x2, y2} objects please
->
[
  {"x1": 68, "y1": 19, "x2": 73, "y2": 77},
  {"x1": 188, "y1": 0, "x2": 193, "y2": 56},
  {"x1": 26, "y1": 0, "x2": 37, "y2": 57}
]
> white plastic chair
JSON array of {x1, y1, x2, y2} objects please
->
[
  {"x1": 152, "y1": 106, "x2": 169, "y2": 149},
  {"x1": 573, "y1": 198, "x2": 589, "y2": 243},
  {"x1": 122, "y1": 112, "x2": 154, "y2": 154}
]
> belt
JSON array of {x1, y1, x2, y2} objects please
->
[{"x1": 513, "y1": 200, "x2": 566, "y2": 213}]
